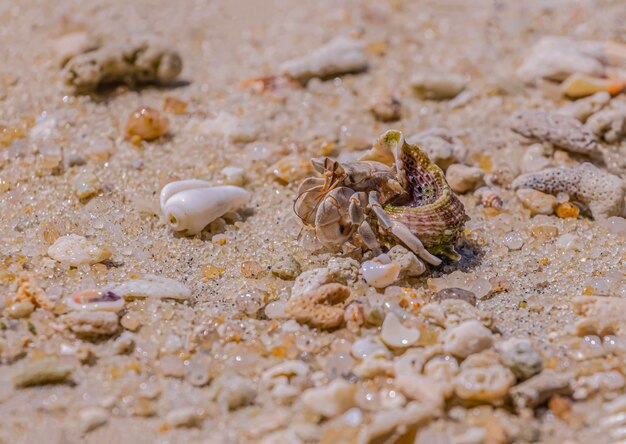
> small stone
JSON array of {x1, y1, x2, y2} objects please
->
[
  {"x1": 301, "y1": 379, "x2": 356, "y2": 418},
  {"x1": 516, "y1": 188, "x2": 556, "y2": 216},
  {"x1": 79, "y1": 406, "x2": 109, "y2": 432},
  {"x1": 13, "y1": 358, "x2": 73, "y2": 388},
  {"x1": 386, "y1": 245, "x2": 426, "y2": 278},
  {"x1": 63, "y1": 310, "x2": 119, "y2": 337},
  {"x1": 111, "y1": 275, "x2": 191, "y2": 301},
  {"x1": 445, "y1": 164, "x2": 484, "y2": 193},
  {"x1": 380, "y1": 312, "x2": 421, "y2": 349},
  {"x1": 162, "y1": 97, "x2": 188, "y2": 114},
  {"x1": 510, "y1": 370, "x2": 571, "y2": 410},
  {"x1": 6, "y1": 301, "x2": 35, "y2": 319},
  {"x1": 271, "y1": 254, "x2": 301, "y2": 280},
  {"x1": 164, "y1": 407, "x2": 203, "y2": 428},
  {"x1": 241, "y1": 260, "x2": 265, "y2": 279},
  {"x1": 221, "y1": 166, "x2": 246, "y2": 186},
  {"x1": 555, "y1": 202, "x2": 580, "y2": 218},
  {"x1": 73, "y1": 172, "x2": 101, "y2": 199},
  {"x1": 431, "y1": 288, "x2": 477, "y2": 306},
  {"x1": 121, "y1": 312, "x2": 142, "y2": 331},
  {"x1": 271, "y1": 155, "x2": 313, "y2": 184},
  {"x1": 502, "y1": 231, "x2": 525, "y2": 250},
  {"x1": 498, "y1": 338, "x2": 543, "y2": 380},
  {"x1": 443, "y1": 320, "x2": 493, "y2": 359},
  {"x1": 370, "y1": 94, "x2": 402, "y2": 122},
  {"x1": 454, "y1": 351, "x2": 515, "y2": 403},
  {"x1": 126, "y1": 107, "x2": 169, "y2": 141},
  {"x1": 47, "y1": 234, "x2": 111, "y2": 266},
  {"x1": 411, "y1": 72, "x2": 468, "y2": 100}
]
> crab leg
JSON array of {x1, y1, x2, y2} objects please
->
[
  {"x1": 358, "y1": 221, "x2": 382, "y2": 254},
  {"x1": 368, "y1": 191, "x2": 442, "y2": 266}
]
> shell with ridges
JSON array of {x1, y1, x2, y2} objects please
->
[{"x1": 380, "y1": 130, "x2": 468, "y2": 260}]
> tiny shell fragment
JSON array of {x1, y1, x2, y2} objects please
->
[
  {"x1": 13, "y1": 358, "x2": 73, "y2": 388},
  {"x1": 110, "y1": 275, "x2": 191, "y2": 301},
  {"x1": 47, "y1": 234, "x2": 111, "y2": 266},
  {"x1": 380, "y1": 312, "x2": 420, "y2": 348}
]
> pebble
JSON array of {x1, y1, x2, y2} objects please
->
[
  {"x1": 380, "y1": 312, "x2": 420, "y2": 348},
  {"x1": 164, "y1": 406, "x2": 203, "y2": 428},
  {"x1": 502, "y1": 231, "x2": 525, "y2": 250},
  {"x1": 47, "y1": 234, "x2": 111, "y2": 266},
  {"x1": 411, "y1": 72, "x2": 468, "y2": 99},
  {"x1": 280, "y1": 36, "x2": 367, "y2": 83},
  {"x1": 79, "y1": 406, "x2": 109, "y2": 432},
  {"x1": 63, "y1": 310, "x2": 119, "y2": 337},
  {"x1": 360, "y1": 254, "x2": 401, "y2": 288},
  {"x1": 516, "y1": 188, "x2": 556, "y2": 216},
  {"x1": 270, "y1": 155, "x2": 313, "y2": 183},
  {"x1": 6, "y1": 301, "x2": 35, "y2": 319},
  {"x1": 301, "y1": 379, "x2": 356, "y2": 417},
  {"x1": 120, "y1": 312, "x2": 142, "y2": 331},
  {"x1": 370, "y1": 94, "x2": 402, "y2": 122},
  {"x1": 13, "y1": 358, "x2": 73, "y2": 388},
  {"x1": 221, "y1": 166, "x2": 246, "y2": 186},
  {"x1": 431, "y1": 288, "x2": 477, "y2": 306},
  {"x1": 555, "y1": 233, "x2": 581, "y2": 250},
  {"x1": 271, "y1": 254, "x2": 301, "y2": 280},
  {"x1": 509, "y1": 370, "x2": 571, "y2": 410},
  {"x1": 498, "y1": 338, "x2": 543, "y2": 380},
  {"x1": 443, "y1": 320, "x2": 493, "y2": 358},
  {"x1": 555, "y1": 202, "x2": 580, "y2": 219},
  {"x1": 73, "y1": 172, "x2": 101, "y2": 199},
  {"x1": 516, "y1": 36, "x2": 605, "y2": 83},
  {"x1": 351, "y1": 336, "x2": 391, "y2": 360},
  {"x1": 511, "y1": 110, "x2": 599, "y2": 156},
  {"x1": 126, "y1": 107, "x2": 169, "y2": 142},
  {"x1": 445, "y1": 164, "x2": 484, "y2": 193},
  {"x1": 111, "y1": 275, "x2": 191, "y2": 301},
  {"x1": 387, "y1": 245, "x2": 426, "y2": 278}
]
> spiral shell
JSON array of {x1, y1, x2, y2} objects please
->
[{"x1": 381, "y1": 130, "x2": 468, "y2": 260}]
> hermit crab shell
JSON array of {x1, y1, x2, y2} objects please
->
[{"x1": 381, "y1": 130, "x2": 468, "y2": 259}]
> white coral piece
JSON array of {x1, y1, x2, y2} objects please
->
[{"x1": 512, "y1": 163, "x2": 625, "y2": 219}]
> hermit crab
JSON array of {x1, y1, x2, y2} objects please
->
[{"x1": 294, "y1": 130, "x2": 468, "y2": 265}]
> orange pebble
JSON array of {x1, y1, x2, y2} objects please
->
[
  {"x1": 125, "y1": 107, "x2": 169, "y2": 141},
  {"x1": 555, "y1": 202, "x2": 580, "y2": 219},
  {"x1": 163, "y1": 97, "x2": 187, "y2": 114}
]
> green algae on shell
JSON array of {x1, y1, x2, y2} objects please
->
[{"x1": 381, "y1": 130, "x2": 468, "y2": 260}]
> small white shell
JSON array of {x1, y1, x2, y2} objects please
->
[
  {"x1": 111, "y1": 274, "x2": 191, "y2": 301},
  {"x1": 66, "y1": 289, "x2": 125, "y2": 312},
  {"x1": 160, "y1": 180, "x2": 250, "y2": 234},
  {"x1": 360, "y1": 254, "x2": 401, "y2": 288},
  {"x1": 380, "y1": 312, "x2": 420, "y2": 348}
]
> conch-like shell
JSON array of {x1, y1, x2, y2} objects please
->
[
  {"x1": 378, "y1": 130, "x2": 468, "y2": 260},
  {"x1": 160, "y1": 180, "x2": 250, "y2": 234}
]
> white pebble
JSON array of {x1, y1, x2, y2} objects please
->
[
  {"x1": 555, "y1": 233, "x2": 581, "y2": 250},
  {"x1": 380, "y1": 312, "x2": 420, "y2": 349},
  {"x1": 47, "y1": 234, "x2": 111, "y2": 267},
  {"x1": 360, "y1": 254, "x2": 401, "y2": 288},
  {"x1": 110, "y1": 274, "x2": 191, "y2": 301},
  {"x1": 79, "y1": 406, "x2": 109, "y2": 432},
  {"x1": 443, "y1": 320, "x2": 493, "y2": 358},
  {"x1": 301, "y1": 379, "x2": 356, "y2": 418},
  {"x1": 165, "y1": 406, "x2": 202, "y2": 428},
  {"x1": 411, "y1": 72, "x2": 468, "y2": 100},
  {"x1": 503, "y1": 231, "x2": 525, "y2": 250},
  {"x1": 445, "y1": 164, "x2": 484, "y2": 193},
  {"x1": 221, "y1": 166, "x2": 246, "y2": 186}
]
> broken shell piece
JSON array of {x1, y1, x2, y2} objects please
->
[
  {"x1": 221, "y1": 166, "x2": 246, "y2": 186},
  {"x1": 411, "y1": 72, "x2": 468, "y2": 100},
  {"x1": 454, "y1": 352, "x2": 515, "y2": 403},
  {"x1": 560, "y1": 73, "x2": 626, "y2": 99},
  {"x1": 48, "y1": 234, "x2": 111, "y2": 266},
  {"x1": 160, "y1": 180, "x2": 250, "y2": 234},
  {"x1": 443, "y1": 319, "x2": 493, "y2": 358},
  {"x1": 360, "y1": 254, "x2": 401, "y2": 288},
  {"x1": 111, "y1": 274, "x2": 191, "y2": 301},
  {"x1": 280, "y1": 36, "x2": 367, "y2": 83},
  {"x1": 66, "y1": 289, "x2": 124, "y2": 312},
  {"x1": 62, "y1": 35, "x2": 182, "y2": 93},
  {"x1": 516, "y1": 188, "x2": 557, "y2": 216},
  {"x1": 13, "y1": 358, "x2": 73, "y2": 388},
  {"x1": 380, "y1": 312, "x2": 420, "y2": 348}
]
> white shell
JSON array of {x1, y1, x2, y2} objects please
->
[
  {"x1": 160, "y1": 180, "x2": 250, "y2": 234},
  {"x1": 110, "y1": 274, "x2": 191, "y2": 301},
  {"x1": 66, "y1": 289, "x2": 125, "y2": 312},
  {"x1": 380, "y1": 312, "x2": 421, "y2": 349},
  {"x1": 360, "y1": 254, "x2": 401, "y2": 288}
]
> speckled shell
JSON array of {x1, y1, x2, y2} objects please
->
[{"x1": 382, "y1": 131, "x2": 468, "y2": 258}]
